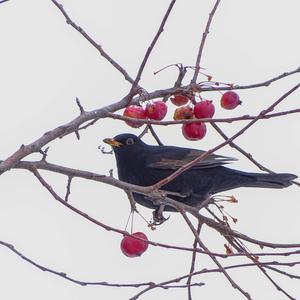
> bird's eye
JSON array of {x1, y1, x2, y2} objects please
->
[{"x1": 126, "y1": 137, "x2": 135, "y2": 145}]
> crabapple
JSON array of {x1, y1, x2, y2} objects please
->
[{"x1": 120, "y1": 232, "x2": 149, "y2": 257}]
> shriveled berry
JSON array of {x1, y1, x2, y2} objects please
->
[
  {"x1": 171, "y1": 94, "x2": 190, "y2": 106},
  {"x1": 173, "y1": 106, "x2": 194, "y2": 120}
]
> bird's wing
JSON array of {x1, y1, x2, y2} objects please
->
[{"x1": 146, "y1": 145, "x2": 237, "y2": 170}]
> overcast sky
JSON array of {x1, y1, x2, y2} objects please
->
[{"x1": 0, "y1": 1, "x2": 300, "y2": 299}]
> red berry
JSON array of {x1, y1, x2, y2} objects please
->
[
  {"x1": 194, "y1": 100, "x2": 215, "y2": 119},
  {"x1": 145, "y1": 101, "x2": 168, "y2": 121},
  {"x1": 123, "y1": 106, "x2": 147, "y2": 128},
  {"x1": 173, "y1": 106, "x2": 194, "y2": 120},
  {"x1": 220, "y1": 91, "x2": 241, "y2": 110},
  {"x1": 171, "y1": 94, "x2": 190, "y2": 106},
  {"x1": 120, "y1": 232, "x2": 149, "y2": 257},
  {"x1": 182, "y1": 122, "x2": 207, "y2": 140}
]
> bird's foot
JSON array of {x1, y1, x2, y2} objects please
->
[
  {"x1": 152, "y1": 206, "x2": 170, "y2": 225},
  {"x1": 160, "y1": 189, "x2": 191, "y2": 198}
]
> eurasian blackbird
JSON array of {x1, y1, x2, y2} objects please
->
[{"x1": 103, "y1": 133, "x2": 297, "y2": 212}]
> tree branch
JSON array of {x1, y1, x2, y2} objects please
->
[
  {"x1": 3, "y1": 159, "x2": 299, "y2": 250},
  {"x1": 105, "y1": 107, "x2": 300, "y2": 126},
  {"x1": 180, "y1": 210, "x2": 251, "y2": 299},
  {"x1": 191, "y1": 0, "x2": 221, "y2": 84},
  {"x1": 127, "y1": 0, "x2": 177, "y2": 103},
  {"x1": 187, "y1": 221, "x2": 203, "y2": 300},
  {"x1": 50, "y1": 0, "x2": 135, "y2": 84}
]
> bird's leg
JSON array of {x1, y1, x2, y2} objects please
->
[
  {"x1": 160, "y1": 189, "x2": 191, "y2": 198},
  {"x1": 144, "y1": 191, "x2": 171, "y2": 225},
  {"x1": 147, "y1": 189, "x2": 191, "y2": 225},
  {"x1": 152, "y1": 205, "x2": 170, "y2": 225}
]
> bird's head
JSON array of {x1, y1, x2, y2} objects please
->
[{"x1": 103, "y1": 133, "x2": 145, "y2": 155}]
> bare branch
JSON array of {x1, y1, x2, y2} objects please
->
[
  {"x1": 76, "y1": 97, "x2": 85, "y2": 114},
  {"x1": 1, "y1": 238, "x2": 297, "y2": 298},
  {"x1": 3, "y1": 159, "x2": 300, "y2": 249},
  {"x1": 50, "y1": 0, "x2": 135, "y2": 84},
  {"x1": 105, "y1": 108, "x2": 300, "y2": 126},
  {"x1": 131, "y1": 261, "x2": 300, "y2": 299},
  {"x1": 149, "y1": 125, "x2": 164, "y2": 145},
  {"x1": 210, "y1": 122, "x2": 300, "y2": 186},
  {"x1": 187, "y1": 221, "x2": 202, "y2": 300},
  {"x1": 134, "y1": 66, "x2": 300, "y2": 100},
  {"x1": 64, "y1": 176, "x2": 73, "y2": 202},
  {"x1": 179, "y1": 210, "x2": 251, "y2": 299},
  {"x1": 129, "y1": 0, "x2": 177, "y2": 89},
  {"x1": 191, "y1": 0, "x2": 221, "y2": 84},
  {"x1": 126, "y1": 0, "x2": 177, "y2": 104},
  {"x1": 125, "y1": 190, "x2": 138, "y2": 212},
  {"x1": 0, "y1": 239, "x2": 203, "y2": 289},
  {"x1": 0, "y1": 94, "x2": 131, "y2": 174}
]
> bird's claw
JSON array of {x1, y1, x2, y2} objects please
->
[
  {"x1": 152, "y1": 207, "x2": 170, "y2": 225},
  {"x1": 160, "y1": 189, "x2": 190, "y2": 198}
]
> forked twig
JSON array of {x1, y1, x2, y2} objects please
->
[
  {"x1": 50, "y1": 0, "x2": 135, "y2": 84},
  {"x1": 127, "y1": 0, "x2": 177, "y2": 103},
  {"x1": 179, "y1": 209, "x2": 251, "y2": 299}
]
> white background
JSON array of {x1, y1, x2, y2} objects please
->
[{"x1": 0, "y1": 1, "x2": 300, "y2": 299}]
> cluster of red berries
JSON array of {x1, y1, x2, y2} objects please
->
[
  {"x1": 123, "y1": 91, "x2": 241, "y2": 141},
  {"x1": 123, "y1": 100, "x2": 167, "y2": 128}
]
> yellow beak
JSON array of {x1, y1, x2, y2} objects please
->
[{"x1": 103, "y1": 138, "x2": 123, "y2": 147}]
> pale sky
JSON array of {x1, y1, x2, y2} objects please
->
[{"x1": 0, "y1": 1, "x2": 300, "y2": 299}]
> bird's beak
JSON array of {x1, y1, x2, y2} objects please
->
[{"x1": 103, "y1": 138, "x2": 123, "y2": 148}]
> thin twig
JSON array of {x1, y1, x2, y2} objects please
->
[
  {"x1": 179, "y1": 209, "x2": 251, "y2": 299},
  {"x1": 149, "y1": 125, "x2": 164, "y2": 145},
  {"x1": 210, "y1": 122, "x2": 300, "y2": 186},
  {"x1": 50, "y1": 0, "x2": 135, "y2": 84},
  {"x1": 133, "y1": 66, "x2": 300, "y2": 99},
  {"x1": 78, "y1": 118, "x2": 100, "y2": 131},
  {"x1": 76, "y1": 97, "x2": 85, "y2": 114},
  {"x1": 1, "y1": 238, "x2": 297, "y2": 296},
  {"x1": 187, "y1": 221, "x2": 202, "y2": 300},
  {"x1": 0, "y1": 239, "x2": 203, "y2": 289},
  {"x1": 265, "y1": 265, "x2": 300, "y2": 280},
  {"x1": 105, "y1": 108, "x2": 300, "y2": 126},
  {"x1": 64, "y1": 176, "x2": 73, "y2": 201},
  {"x1": 0, "y1": 91, "x2": 133, "y2": 174},
  {"x1": 125, "y1": 190, "x2": 138, "y2": 212},
  {"x1": 130, "y1": 261, "x2": 300, "y2": 299},
  {"x1": 217, "y1": 224, "x2": 298, "y2": 300},
  {"x1": 127, "y1": 0, "x2": 177, "y2": 104},
  {"x1": 191, "y1": 0, "x2": 221, "y2": 84}
]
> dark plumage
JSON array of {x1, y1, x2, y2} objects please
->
[{"x1": 103, "y1": 133, "x2": 297, "y2": 212}]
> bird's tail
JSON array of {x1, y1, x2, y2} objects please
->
[{"x1": 242, "y1": 173, "x2": 297, "y2": 189}]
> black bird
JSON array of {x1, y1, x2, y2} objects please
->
[{"x1": 103, "y1": 133, "x2": 297, "y2": 213}]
